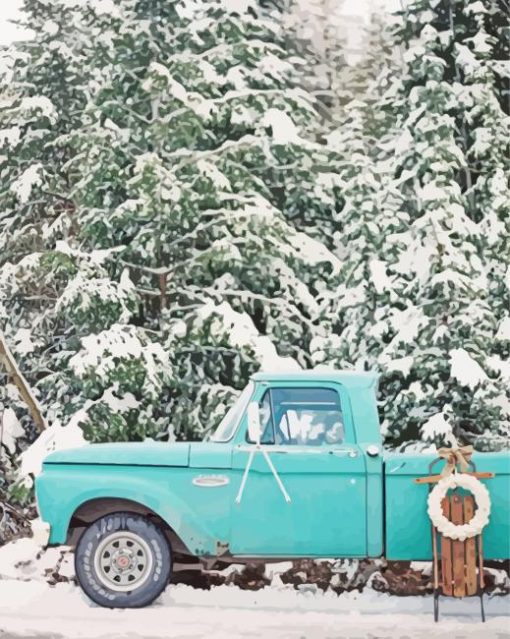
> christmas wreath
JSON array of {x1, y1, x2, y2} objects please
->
[{"x1": 427, "y1": 473, "x2": 491, "y2": 541}]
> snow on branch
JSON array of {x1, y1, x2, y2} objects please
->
[
  {"x1": 168, "y1": 134, "x2": 259, "y2": 166},
  {"x1": 195, "y1": 300, "x2": 300, "y2": 372}
]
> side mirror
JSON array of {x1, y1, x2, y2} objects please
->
[{"x1": 247, "y1": 402, "x2": 262, "y2": 445}]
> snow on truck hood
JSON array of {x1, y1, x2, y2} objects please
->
[{"x1": 43, "y1": 441, "x2": 191, "y2": 467}]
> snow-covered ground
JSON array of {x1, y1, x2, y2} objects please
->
[
  {"x1": 0, "y1": 578, "x2": 509, "y2": 639},
  {"x1": 0, "y1": 539, "x2": 509, "y2": 639}
]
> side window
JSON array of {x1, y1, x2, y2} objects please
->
[{"x1": 250, "y1": 387, "x2": 344, "y2": 446}]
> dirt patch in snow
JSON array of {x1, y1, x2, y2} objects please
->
[
  {"x1": 172, "y1": 557, "x2": 510, "y2": 597},
  {"x1": 1, "y1": 535, "x2": 508, "y2": 597},
  {"x1": 0, "y1": 500, "x2": 36, "y2": 546}
]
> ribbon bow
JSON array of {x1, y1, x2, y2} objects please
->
[{"x1": 437, "y1": 444, "x2": 474, "y2": 476}]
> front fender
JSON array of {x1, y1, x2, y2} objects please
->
[{"x1": 36, "y1": 464, "x2": 227, "y2": 556}]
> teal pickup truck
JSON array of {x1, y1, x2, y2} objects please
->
[{"x1": 35, "y1": 371, "x2": 510, "y2": 608}]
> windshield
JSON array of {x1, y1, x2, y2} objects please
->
[{"x1": 210, "y1": 382, "x2": 254, "y2": 442}]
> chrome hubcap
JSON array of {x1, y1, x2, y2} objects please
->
[{"x1": 94, "y1": 531, "x2": 153, "y2": 592}]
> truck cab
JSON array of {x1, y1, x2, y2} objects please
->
[
  {"x1": 221, "y1": 371, "x2": 383, "y2": 558},
  {"x1": 35, "y1": 370, "x2": 509, "y2": 608}
]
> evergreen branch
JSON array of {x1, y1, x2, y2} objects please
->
[
  {"x1": 41, "y1": 190, "x2": 75, "y2": 206},
  {"x1": 174, "y1": 346, "x2": 245, "y2": 355},
  {"x1": 167, "y1": 134, "x2": 259, "y2": 166},
  {"x1": 135, "y1": 286, "x2": 162, "y2": 297},
  {"x1": 208, "y1": 88, "x2": 312, "y2": 107},
  {"x1": 185, "y1": 286, "x2": 317, "y2": 330},
  {"x1": 194, "y1": 288, "x2": 285, "y2": 307},
  {"x1": 163, "y1": 216, "x2": 232, "y2": 250},
  {"x1": 21, "y1": 295, "x2": 58, "y2": 302},
  {"x1": 158, "y1": 107, "x2": 190, "y2": 125},
  {"x1": 98, "y1": 101, "x2": 151, "y2": 124},
  {"x1": 171, "y1": 39, "x2": 288, "y2": 61}
]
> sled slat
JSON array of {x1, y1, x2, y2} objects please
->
[
  {"x1": 451, "y1": 495, "x2": 466, "y2": 597},
  {"x1": 414, "y1": 472, "x2": 494, "y2": 484},
  {"x1": 464, "y1": 496, "x2": 477, "y2": 596},
  {"x1": 440, "y1": 497, "x2": 453, "y2": 596}
]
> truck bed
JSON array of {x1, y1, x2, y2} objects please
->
[{"x1": 384, "y1": 451, "x2": 510, "y2": 560}]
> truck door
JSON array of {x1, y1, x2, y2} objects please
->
[{"x1": 230, "y1": 383, "x2": 368, "y2": 557}]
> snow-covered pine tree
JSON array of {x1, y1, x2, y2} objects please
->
[
  {"x1": 382, "y1": 0, "x2": 510, "y2": 450},
  {"x1": 1, "y1": 0, "x2": 343, "y2": 444},
  {"x1": 0, "y1": 0, "x2": 90, "y2": 449},
  {"x1": 450, "y1": 0, "x2": 510, "y2": 448},
  {"x1": 318, "y1": 0, "x2": 509, "y2": 451}
]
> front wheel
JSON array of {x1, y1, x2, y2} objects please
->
[{"x1": 75, "y1": 512, "x2": 171, "y2": 608}]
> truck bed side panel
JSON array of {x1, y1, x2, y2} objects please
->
[{"x1": 384, "y1": 452, "x2": 510, "y2": 561}]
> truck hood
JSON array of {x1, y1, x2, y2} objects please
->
[{"x1": 43, "y1": 441, "x2": 191, "y2": 467}]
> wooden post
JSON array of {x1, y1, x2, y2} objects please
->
[{"x1": 0, "y1": 331, "x2": 47, "y2": 433}]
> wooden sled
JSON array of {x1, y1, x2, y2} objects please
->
[{"x1": 415, "y1": 459, "x2": 494, "y2": 622}]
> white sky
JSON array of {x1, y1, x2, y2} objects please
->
[{"x1": 0, "y1": 0, "x2": 30, "y2": 46}]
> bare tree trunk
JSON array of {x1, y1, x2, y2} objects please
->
[
  {"x1": 0, "y1": 331, "x2": 48, "y2": 433},
  {"x1": 159, "y1": 273, "x2": 167, "y2": 311}
]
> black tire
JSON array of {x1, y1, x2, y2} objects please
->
[{"x1": 75, "y1": 512, "x2": 171, "y2": 608}]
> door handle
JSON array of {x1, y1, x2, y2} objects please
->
[{"x1": 329, "y1": 448, "x2": 358, "y2": 458}]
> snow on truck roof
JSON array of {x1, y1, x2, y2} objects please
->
[{"x1": 251, "y1": 370, "x2": 379, "y2": 388}]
